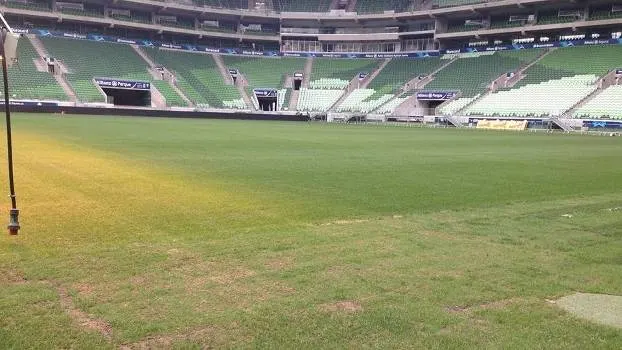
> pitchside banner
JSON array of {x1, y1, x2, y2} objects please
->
[
  {"x1": 95, "y1": 78, "x2": 150, "y2": 90},
  {"x1": 583, "y1": 120, "x2": 622, "y2": 129},
  {"x1": 20, "y1": 28, "x2": 622, "y2": 59},
  {"x1": 417, "y1": 92, "x2": 456, "y2": 100}
]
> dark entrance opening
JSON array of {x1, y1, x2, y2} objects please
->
[
  {"x1": 293, "y1": 78, "x2": 302, "y2": 90},
  {"x1": 293, "y1": 72, "x2": 304, "y2": 91},
  {"x1": 94, "y1": 78, "x2": 152, "y2": 107},
  {"x1": 254, "y1": 88, "x2": 278, "y2": 111},
  {"x1": 102, "y1": 88, "x2": 150, "y2": 106}
]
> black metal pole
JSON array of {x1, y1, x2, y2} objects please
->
[{"x1": 0, "y1": 29, "x2": 19, "y2": 235}]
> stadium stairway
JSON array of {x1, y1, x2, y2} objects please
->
[
  {"x1": 303, "y1": 57, "x2": 313, "y2": 88},
  {"x1": 492, "y1": 48, "x2": 556, "y2": 91},
  {"x1": 358, "y1": 58, "x2": 391, "y2": 89},
  {"x1": 27, "y1": 36, "x2": 76, "y2": 102},
  {"x1": 132, "y1": 45, "x2": 193, "y2": 107},
  {"x1": 232, "y1": 73, "x2": 256, "y2": 110},
  {"x1": 212, "y1": 54, "x2": 235, "y2": 86},
  {"x1": 559, "y1": 77, "x2": 615, "y2": 118},
  {"x1": 402, "y1": 56, "x2": 457, "y2": 93},
  {"x1": 212, "y1": 54, "x2": 253, "y2": 109}
]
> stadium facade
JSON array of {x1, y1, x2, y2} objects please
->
[{"x1": 1, "y1": 0, "x2": 622, "y2": 130}]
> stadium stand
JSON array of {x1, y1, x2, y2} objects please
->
[
  {"x1": 2, "y1": 38, "x2": 66, "y2": 101},
  {"x1": 40, "y1": 37, "x2": 151, "y2": 103},
  {"x1": 222, "y1": 56, "x2": 304, "y2": 110},
  {"x1": 437, "y1": 95, "x2": 480, "y2": 115},
  {"x1": 375, "y1": 96, "x2": 409, "y2": 114},
  {"x1": 590, "y1": 9, "x2": 622, "y2": 20},
  {"x1": 192, "y1": 0, "x2": 246, "y2": 9},
  {"x1": 355, "y1": 0, "x2": 411, "y2": 14},
  {"x1": 5, "y1": 0, "x2": 51, "y2": 11},
  {"x1": 310, "y1": 59, "x2": 382, "y2": 89},
  {"x1": 277, "y1": 0, "x2": 330, "y2": 12},
  {"x1": 297, "y1": 88, "x2": 342, "y2": 112},
  {"x1": 503, "y1": 45, "x2": 622, "y2": 92},
  {"x1": 432, "y1": 0, "x2": 486, "y2": 8},
  {"x1": 58, "y1": 7, "x2": 105, "y2": 18},
  {"x1": 574, "y1": 85, "x2": 622, "y2": 120},
  {"x1": 424, "y1": 51, "x2": 539, "y2": 98},
  {"x1": 537, "y1": 12, "x2": 578, "y2": 25},
  {"x1": 221, "y1": 56, "x2": 304, "y2": 88},
  {"x1": 152, "y1": 80, "x2": 188, "y2": 107},
  {"x1": 336, "y1": 89, "x2": 393, "y2": 113},
  {"x1": 465, "y1": 75, "x2": 598, "y2": 117},
  {"x1": 333, "y1": 57, "x2": 443, "y2": 114},
  {"x1": 144, "y1": 48, "x2": 244, "y2": 108},
  {"x1": 463, "y1": 45, "x2": 622, "y2": 117},
  {"x1": 110, "y1": 11, "x2": 151, "y2": 25},
  {"x1": 367, "y1": 57, "x2": 444, "y2": 95}
]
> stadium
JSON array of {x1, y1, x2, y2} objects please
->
[{"x1": 0, "y1": 0, "x2": 621, "y2": 348}]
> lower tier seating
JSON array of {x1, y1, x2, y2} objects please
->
[
  {"x1": 336, "y1": 89, "x2": 393, "y2": 113},
  {"x1": 465, "y1": 75, "x2": 598, "y2": 117},
  {"x1": 574, "y1": 85, "x2": 622, "y2": 120},
  {"x1": 297, "y1": 88, "x2": 343, "y2": 112},
  {"x1": 152, "y1": 80, "x2": 187, "y2": 107},
  {"x1": 3, "y1": 37, "x2": 66, "y2": 101},
  {"x1": 437, "y1": 95, "x2": 480, "y2": 116},
  {"x1": 375, "y1": 96, "x2": 408, "y2": 114}
]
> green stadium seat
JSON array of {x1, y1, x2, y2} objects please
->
[
  {"x1": 0, "y1": 38, "x2": 66, "y2": 101},
  {"x1": 40, "y1": 37, "x2": 151, "y2": 103},
  {"x1": 144, "y1": 48, "x2": 243, "y2": 109}
]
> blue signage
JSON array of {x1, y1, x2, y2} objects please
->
[
  {"x1": 417, "y1": 92, "x2": 456, "y2": 100},
  {"x1": 254, "y1": 89, "x2": 278, "y2": 97},
  {"x1": 94, "y1": 78, "x2": 151, "y2": 90},
  {"x1": 7, "y1": 100, "x2": 59, "y2": 107},
  {"x1": 583, "y1": 120, "x2": 622, "y2": 129},
  {"x1": 16, "y1": 27, "x2": 622, "y2": 60}
]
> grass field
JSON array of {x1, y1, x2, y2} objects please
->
[{"x1": 1, "y1": 114, "x2": 621, "y2": 349}]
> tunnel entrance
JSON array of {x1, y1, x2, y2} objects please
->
[{"x1": 94, "y1": 78, "x2": 151, "y2": 106}]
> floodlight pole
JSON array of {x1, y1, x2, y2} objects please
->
[{"x1": 0, "y1": 24, "x2": 20, "y2": 235}]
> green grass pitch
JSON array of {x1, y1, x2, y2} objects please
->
[{"x1": 0, "y1": 114, "x2": 621, "y2": 348}]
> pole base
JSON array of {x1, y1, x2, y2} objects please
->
[{"x1": 7, "y1": 208, "x2": 19, "y2": 235}]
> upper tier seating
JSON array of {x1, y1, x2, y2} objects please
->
[
  {"x1": 537, "y1": 13, "x2": 579, "y2": 25},
  {"x1": 574, "y1": 85, "x2": 622, "y2": 120},
  {"x1": 465, "y1": 75, "x2": 598, "y2": 117},
  {"x1": 144, "y1": 48, "x2": 243, "y2": 108},
  {"x1": 6, "y1": 0, "x2": 51, "y2": 11},
  {"x1": 297, "y1": 88, "x2": 342, "y2": 112},
  {"x1": 432, "y1": 0, "x2": 486, "y2": 8},
  {"x1": 59, "y1": 7, "x2": 105, "y2": 18},
  {"x1": 2, "y1": 38, "x2": 66, "y2": 101},
  {"x1": 192, "y1": 0, "x2": 246, "y2": 9},
  {"x1": 277, "y1": 0, "x2": 331, "y2": 12},
  {"x1": 590, "y1": 9, "x2": 622, "y2": 20},
  {"x1": 424, "y1": 50, "x2": 541, "y2": 97},
  {"x1": 355, "y1": 0, "x2": 411, "y2": 14},
  {"x1": 311, "y1": 58, "x2": 382, "y2": 90},
  {"x1": 40, "y1": 37, "x2": 150, "y2": 103}
]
